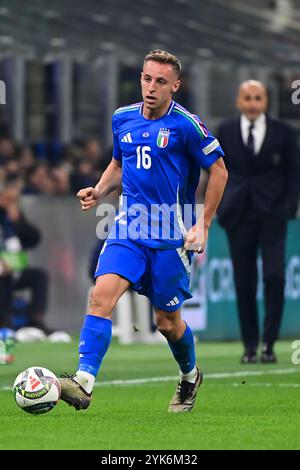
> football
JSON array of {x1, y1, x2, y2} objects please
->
[{"x1": 13, "y1": 367, "x2": 61, "y2": 414}]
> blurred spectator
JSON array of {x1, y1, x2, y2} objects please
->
[
  {"x1": 0, "y1": 166, "x2": 6, "y2": 186},
  {"x1": 17, "y1": 147, "x2": 36, "y2": 174},
  {"x1": 64, "y1": 142, "x2": 85, "y2": 167},
  {"x1": 70, "y1": 158, "x2": 98, "y2": 194},
  {"x1": 0, "y1": 136, "x2": 109, "y2": 196},
  {"x1": 4, "y1": 158, "x2": 21, "y2": 181},
  {"x1": 0, "y1": 178, "x2": 51, "y2": 333},
  {"x1": 23, "y1": 162, "x2": 55, "y2": 195},
  {"x1": 50, "y1": 164, "x2": 71, "y2": 195},
  {"x1": 0, "y1": 137, "x2": 15, "y2": 163},
  {"x1": 84, "y1": 139, "x2": 106, "y2": 171}
]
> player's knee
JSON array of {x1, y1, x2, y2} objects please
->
[
  {"x1": 157, "y1": 318, "x2": 177, "y2": 339},
  {"x1": 89, "y1": 285, "x2": 117, "y2": 316}
]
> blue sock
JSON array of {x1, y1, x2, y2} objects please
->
[
  {"x1": 167, "y1": 323, "x2": 196, "y2": 374},
  {"x1": 78, "y1": 315, "x2": 112, "y2": 377}
]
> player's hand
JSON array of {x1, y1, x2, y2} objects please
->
[
  {"x1": 184, "y1": 224, "x2": 208, "y2": 254},
  {"x1": 77, "y1": 187, "x2": 100, "y2": 211}
]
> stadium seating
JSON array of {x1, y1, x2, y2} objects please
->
[{"x1": 0, "y1": 0, "x2": 299, "y2": 65}]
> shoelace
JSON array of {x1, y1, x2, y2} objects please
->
[
  {"x1": 60, "y1": 372, "x2": 92, "y2": 397},
  {"x1": 178, "y1": 380, "x2": 195, "y2": 402},
  {"x1": 60, "y1": 372, "x2": 76, "y2": 380}
]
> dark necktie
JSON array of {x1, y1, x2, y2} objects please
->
[{"x1": 247, "y1": 123, "x2": 255, "y2": 155}]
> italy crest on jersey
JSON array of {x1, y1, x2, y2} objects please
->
[{"x1": 157, "y1": 128, "x2": 170, "y2": 148}]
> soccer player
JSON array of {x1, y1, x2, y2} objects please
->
[{"x1": 59, "y1": 50, "x2": 228, "y2": 412}]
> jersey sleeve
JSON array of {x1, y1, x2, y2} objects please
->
[
  {"x1": 183, "y1": 115, "x2": 224, "y2": 169},
  {"x1": 112, "y1": 113, "x2": 122, "y2": 162}
]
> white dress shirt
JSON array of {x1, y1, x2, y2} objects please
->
[{"x1": 241, "y1": 113, "x2": 266, "y2": 155}]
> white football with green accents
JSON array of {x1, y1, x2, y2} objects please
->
[{"x1": 13, "y1": 367, "x2": 61, "y2": 414}]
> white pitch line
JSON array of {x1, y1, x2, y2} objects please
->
[
  {"x1": 1, "y1": 368, "x2": 298, "y2": 391},
  {"x1": 201, "y1": 383, "x2": 300, "y2": 388},
  {"x1": 203, "y1": 368, "x2": 297, "y2": 379},
  {"x1": 92, "y1": 368, "x2": 298, "y2": 387}
]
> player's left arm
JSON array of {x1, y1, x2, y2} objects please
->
[
  {"x1": 181, "y1": 114, "x2": 228, "y2": 253},
  {"x1": 184, "y1": 157, "x2": 228, "y2": 253}
]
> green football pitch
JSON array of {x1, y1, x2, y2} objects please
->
[{"x1": 0, "y1": 339, "x2": 299, "y2": 450}]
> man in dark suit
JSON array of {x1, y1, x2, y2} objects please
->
[{"x1": 217, "y1": 80, "x2": 300, "y2": 363}]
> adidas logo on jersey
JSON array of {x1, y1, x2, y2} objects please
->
[
  {"x1": 166, "y1": 296, "x2": 180, "y2": 307},
  {"x1": 121, "y1": 133, "x2": 132, "y2": 143}
]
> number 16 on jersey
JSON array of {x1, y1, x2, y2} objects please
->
[{"x1": 136, "y1": 146, "x2": 152, "y2": 169}]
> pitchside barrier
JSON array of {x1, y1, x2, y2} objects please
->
[
  {"x1": 21, "y1": 197, "x2": 300, "y2": 341},
  {"x1": 184, "y1": 219, "x2": 300, "y2": 340}
]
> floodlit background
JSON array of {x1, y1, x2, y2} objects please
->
[{"x1": 1, "y1": 0, "x2": 300, "y2": 452}]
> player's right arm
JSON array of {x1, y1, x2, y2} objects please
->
[
  {"x1": 77, "y1": 158, "x2": 122, "y2": 211},
  {"x1": 78, "y1": 111, "x2": 123, "y2": 211}
]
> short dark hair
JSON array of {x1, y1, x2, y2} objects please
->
[{"x1": 144, "y1": 50, "x2": 181, "y2": 77}]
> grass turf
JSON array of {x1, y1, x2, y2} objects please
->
[{"x1": 0, "y1": 340, "x2": 299, "y2": 450}]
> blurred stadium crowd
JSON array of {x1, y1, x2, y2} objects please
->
[
  {"x1": 1, "y1": 1, "x2": 299, "y2": 200},
  {"x1": 0, "y1": 135, "x2": 110, "y2": 195}
]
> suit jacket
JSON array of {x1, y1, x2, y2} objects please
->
[{"x1": 217, "y1": 115, "x2": 300, "y2": 230}]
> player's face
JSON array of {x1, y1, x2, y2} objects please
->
[
  {"x1": 237, "y1": 84, "x2": 268, "y2": 121},
  {"x1": 141, "y1": 61, "x2": 180, "y2": 115}
]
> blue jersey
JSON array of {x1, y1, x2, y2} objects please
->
[{"x1": 110, "y1": 100, "x2": 224, "y2": 249}]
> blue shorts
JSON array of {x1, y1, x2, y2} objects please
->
[{"x1": 94, "y1": 238, "x2": 192, "y2": 312}]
